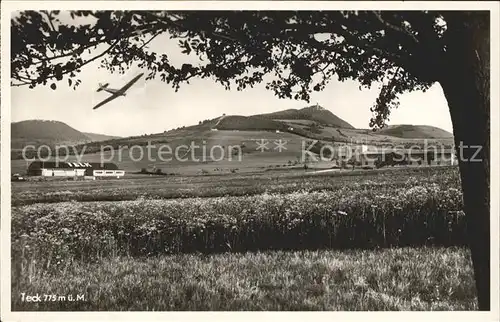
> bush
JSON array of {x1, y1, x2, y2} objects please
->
[{"x1": 12, "y1": 181, "x2": 466, "y2": 265}]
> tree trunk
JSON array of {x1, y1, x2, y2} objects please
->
[{"x1": 439, "y1": 12, "x2": 490, "y2": 310}]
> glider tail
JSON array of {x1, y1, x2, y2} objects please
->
[{"x1": 97, "y1": 83, "x2": 109, "y2": 92}]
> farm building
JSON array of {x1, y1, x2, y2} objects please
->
[
  {"x1": 330, "y1": 145, "x2": 457, "y2": 168},
  {"x1": 356, "y1": 148, "x2": 457, "y2": 168},
  {"x1": 27, "y1": 161, "x2": 125, "y2": 178}
]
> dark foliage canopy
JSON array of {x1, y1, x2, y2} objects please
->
[{"x1": 11, "y1": 10, "x2": 472, "y2": 129}]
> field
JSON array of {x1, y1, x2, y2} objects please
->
[
  {"x1": 13, "y1": 248, "x2": 475, "y2": 311},
  {"x1": 11, "y1": 129, "x2": 321, "y2": 174},
  {"x1": 11, "y1": 165, "x2": 478, "y2": 310},
  {"x1": 11, "y1": 126, "x2": 455, "y2": 175},
  {"x1": 12, "y1": 166, "x2": 458, "y2": 206}
]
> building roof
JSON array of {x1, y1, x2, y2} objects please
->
[
  {"x1": 28, "y1": 161, "x2": 120, "y2": 170},
  {"x1": 361, "y1": 148, "x2": 455, "y2": 156}
]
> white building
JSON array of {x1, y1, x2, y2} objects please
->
[{"x1": 28, "y1": 161, "x2": 125, "y2": 178}]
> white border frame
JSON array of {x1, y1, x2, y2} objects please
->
[{"x1": 1, "y1": 2, "x2": 499, "y2": 322}]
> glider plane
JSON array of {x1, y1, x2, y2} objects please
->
[{"x1": 93, "y1": 73, "x2": 144, "y2": 110}]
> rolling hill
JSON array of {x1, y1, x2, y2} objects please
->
[
  {"x1": 11, "y1": 120, "x2": 121, "y2": 150},
  {"x1": 206, "y1": 112, "x2": 453, "y2": 146},
  {"x1": 83, "y1": 132, "x2": 122, "y2": 142},
  {"x1": 213, "y1": 115, "x2": 289, "y2": 132},
  {"x1": 10, "y1": 128, "x2": 330, "y2": 175},
  {"x1": 11, "y1": 106, "x2": 454, "y2": 169},
  {"x1": 12, "y1": 120, "x2": 89, "y2": 143},
  {"x1": 373, "y1": 125, "x2": 453, "y2": 139},
  {"x1": 256, "y1": 105, "x2": 355, "y2": 129}
]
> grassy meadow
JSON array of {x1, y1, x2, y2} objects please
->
[
  {"x1": 11, "y1": 165, "x2": 478, "y2": 310},
  {"x1": 12, "y1": 166, "x2": 458, "y2": 206},
  {"x1": 13, "y1": 248, "x2": 476, "y2": 311}
]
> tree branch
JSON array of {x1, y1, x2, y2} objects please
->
[
  {"x1": 183, "y1": 50, "x2": 248, "y2": 83},
  {"x1": 284, "y1": 22, "x2": 403, "y2": 62},
  {"x1": 12, "y1": 38, "x2": 122, "y2": 86},
  {"x1": 34, "y1": 40, "x2": 102, "y2": 65},
  {"x1": 373, "y1": 11, "x2": 419, "y2": 43},
  {"x1": 145, "y1": 12, "x2": 238, "y2": 43},
  {"x1": 138, "y1": 31, "x2": 161, "y2": 50},
  {"x1": 281, "y1": 13, "x2": 438, "y2": 82},
  {"x1": 12, "y1": 80, "x2": 32, "y2": 87},
  {"x1": 42, "y1": 10, "x2": 56, "y2": 33}
]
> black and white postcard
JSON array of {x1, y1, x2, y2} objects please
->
[{"x1": 1, "y1": 1, "x2": 499, "y2": 321}]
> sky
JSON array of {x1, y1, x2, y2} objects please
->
[{"x1": 11, "y1": 16, "x2": 454, "y2": 138}]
